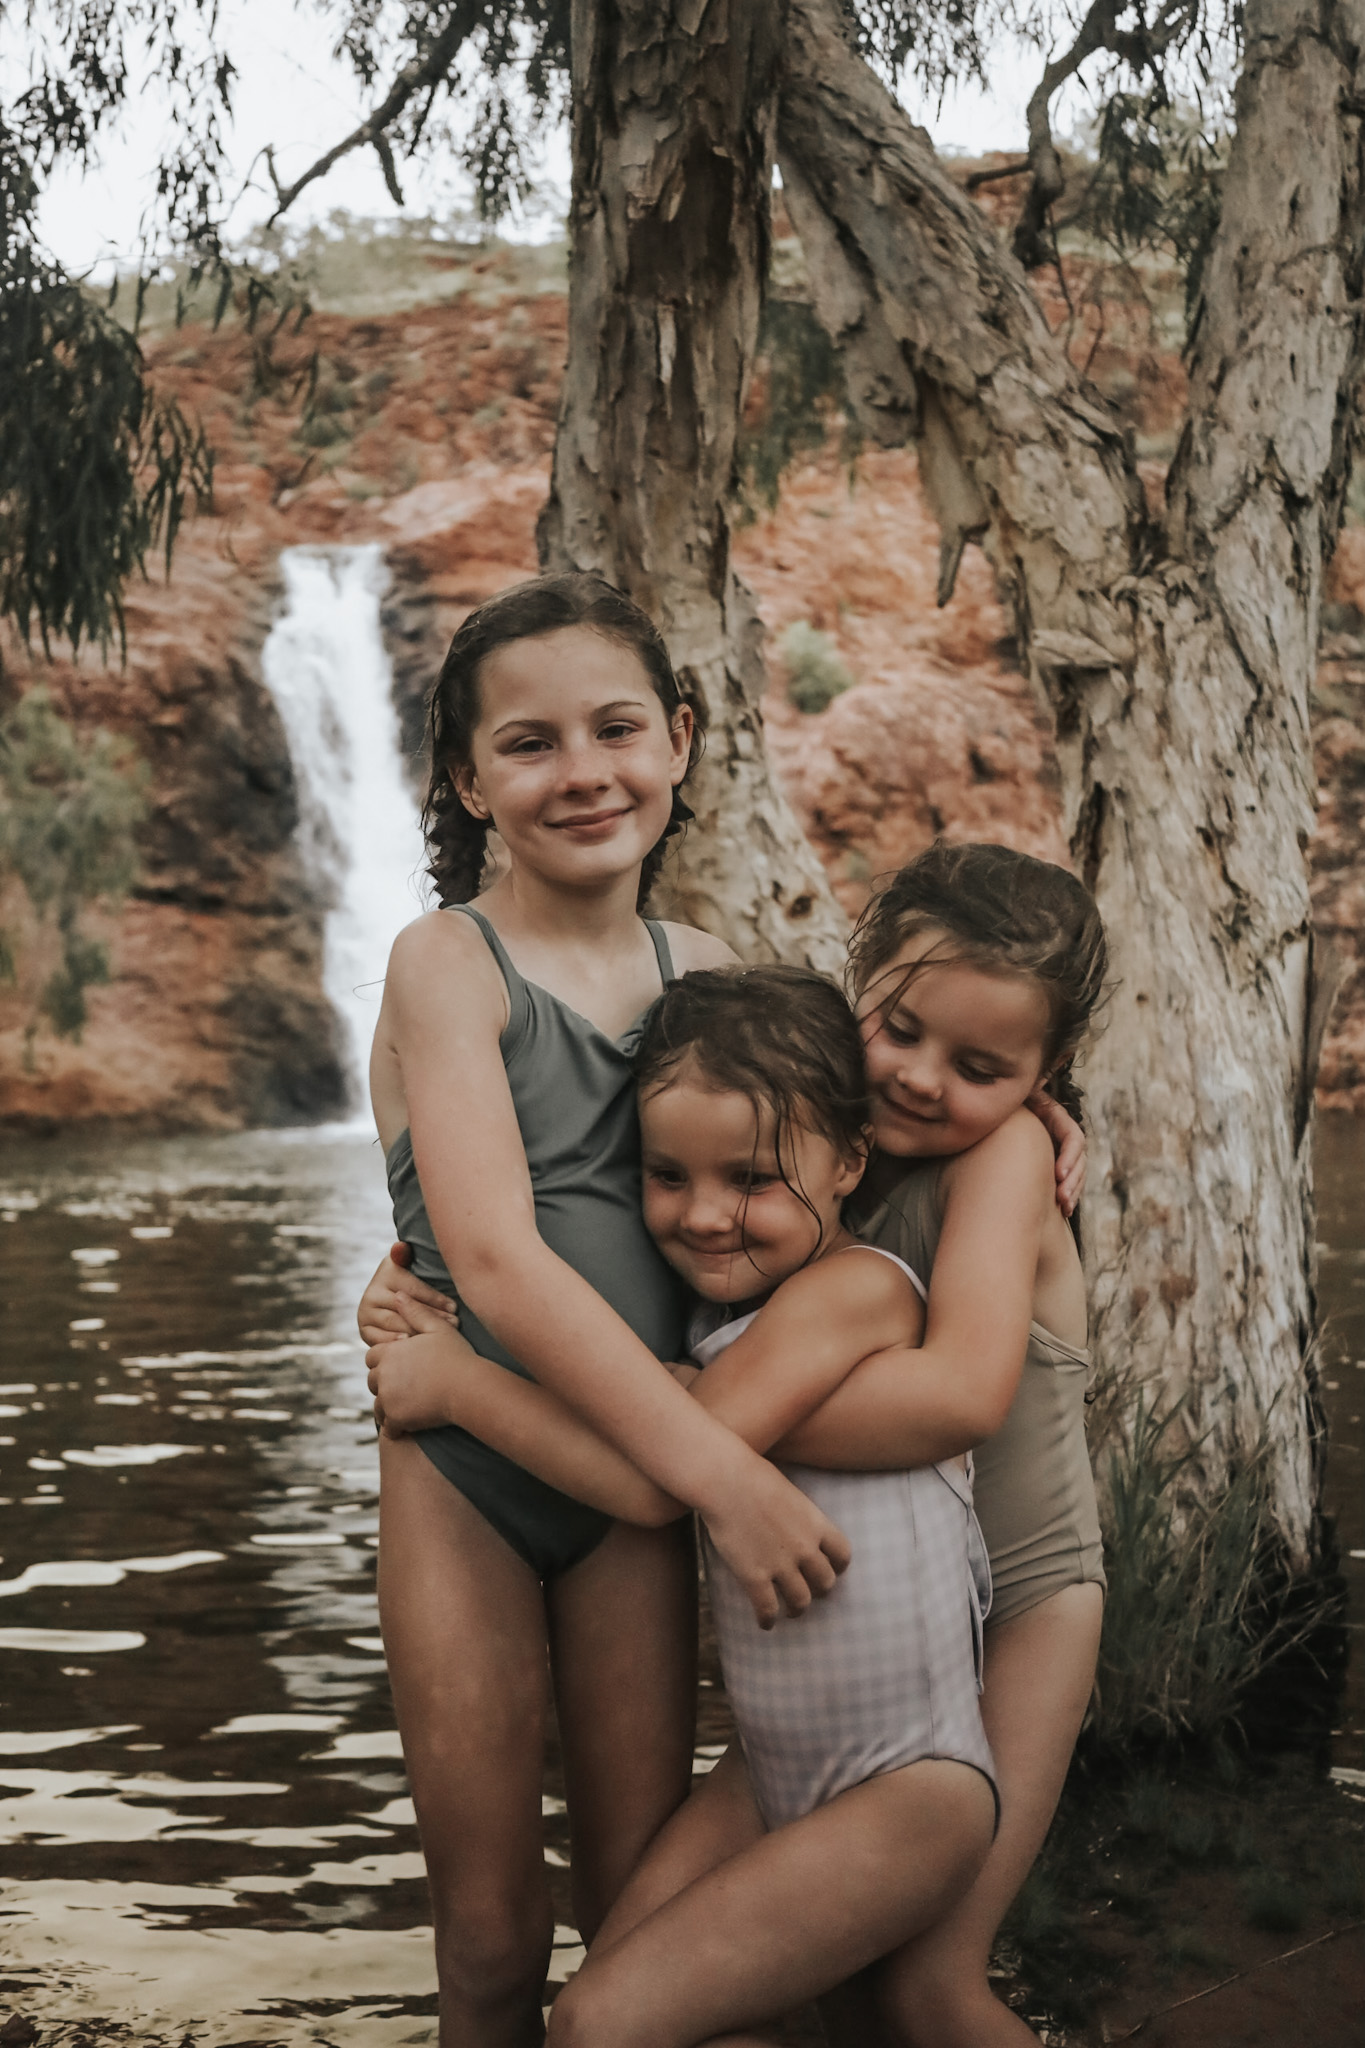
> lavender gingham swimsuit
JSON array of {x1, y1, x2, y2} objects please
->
[{"x1": 694, "y1": 1246, "x2": 998, "y2": 1831}]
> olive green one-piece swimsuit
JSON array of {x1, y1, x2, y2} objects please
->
[
  {"x1": 848, "y1": 1162, "x2": 1106, "y2": 1624},
  {"x1": 385, "y1": 904, "x2": 687, "y2": 1579}
]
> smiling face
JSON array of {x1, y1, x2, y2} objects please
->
[
  {"x1": 858, "y1": 930, "x2": 1053, "y2": 1160},
  {"x1": 639, "y1": 1068, "x2": 865, "y2": 1305},
  {"x1": 455, "y1": 624, "x2": 692, "y2": 894}
]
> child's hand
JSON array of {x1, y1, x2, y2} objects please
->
[
  {"x1": 365, "y1": 1296, "x2": 475, "y2": 1437},
  {"x1": 1025, "y1": 1090, "x2": 1086, "y2": 1217},
  {"x1": 700, "y1": 1458, "x2": 851, "y2": 1629},
  {"x1": 667, "y1": 1360, "x2": 702, "y2": 1392},
  {"x1": 358, "y1": 1241, "x2": 459, "y2": 1347}
]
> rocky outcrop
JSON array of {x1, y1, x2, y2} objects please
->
[
  {"x1": 735, "y1": 449, "x2": 1067, "y2": 911},
  {"x1": 0, "y1": 268, "x2": 564, "y2": 1135},
  {"x1": 0, "y1": 532, "x2": 347, "y2": 1132},
  {"x1": 376, "y1": 467, "x2": 548, "y2": 776}
]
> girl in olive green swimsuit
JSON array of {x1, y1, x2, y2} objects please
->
[{"x1": 362, "y1": 573, "x2": 849, "y2": 2048}]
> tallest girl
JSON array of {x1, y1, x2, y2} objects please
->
[{"x1": 365, "y1": 573, "x2": 849, "y2": 2046}]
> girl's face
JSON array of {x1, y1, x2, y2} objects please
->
[
  {"x1": 858, "y1": 931, "x2": 1052, "y2": 1160},
  {"x1": 456, "y1": 625, "x2": 692, "y2": 893},
  {"x1": 639, "y1": 1071, "x2": 864, "y2": 1304}
]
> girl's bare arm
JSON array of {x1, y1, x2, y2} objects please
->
[
  {"x1": 380, "y1": 913, "x2": 848, "y2": 1622},
  {"x1": 368, "y1": 1252, "x2": 922, "y2": 1522},
  {"x1": 775, "y1": 1110, "x2": 1057, "y2": 1468}
]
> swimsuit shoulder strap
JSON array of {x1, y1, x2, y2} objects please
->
[
  {"x1": 444, "y1": 902, "x2": 531, "y2": 1053},
  {"x1": 836, "y1": 1241, "x2": 928, "y2": 1304},
  {"x1": 643, "y1": 918, "x2": 676, "y2": 984}
]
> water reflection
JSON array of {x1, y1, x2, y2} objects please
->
[
  {"x1": 1, "y1": 1117, "x2": 1361, "y2": 2039},
  {"x1": 0, "y1": 1125, "x2": 448, "y2": 2043}
]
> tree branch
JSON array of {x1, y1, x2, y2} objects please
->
[
  {"x1": 1015, "y1": 0, "x2": 1121, "y2": 267},
  {"x1": 263, "y1": 4, "x2": 478, "y2": 226},
  {"x1": 1014, "y1": 0, "x2": 1199, "y2": 268},
  {"x1": 963, "y1": 158, "x2": 1030, "y2": 191},
  {"x1": 776, "y1": 0, "x2": 1143, "y2": 617}
]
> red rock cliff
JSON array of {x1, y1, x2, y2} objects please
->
[{"x1": 3, "y1": 234, "x2": 1361, "y2": 1126}]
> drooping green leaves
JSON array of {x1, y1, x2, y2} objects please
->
[
  {"x1": 0, "y1": 132, "x2": 214, "y2": 654},
  {"x1": 1070, "y1": 90, "x2": 1228, "y2": 322},
  {"x1": 739, "y1": 296, "x2": 862, "y2": 512}
]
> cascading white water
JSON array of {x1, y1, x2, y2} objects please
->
[{"x1": 261, "y1": 545, "x2": 429, "y2": 1113}]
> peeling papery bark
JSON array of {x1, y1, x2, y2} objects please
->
[
  {"x1": 538, "y1": 0, "x2": 846, "y2": 970},
  {"x1": 777, "y1": 0, "x2": 1365, "y2": 1558}
]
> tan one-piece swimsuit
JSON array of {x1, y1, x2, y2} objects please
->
[{"x1": 848, "y1": 1163, "x2": 1106, "y2": 1625}]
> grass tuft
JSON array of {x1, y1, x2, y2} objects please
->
[
  {"x1": 1088, "y1": 1384, "x2": 1333, "y2": 1752},
  {"x1": 780, "y1": 621, "x2": 854, "y2": 713}
]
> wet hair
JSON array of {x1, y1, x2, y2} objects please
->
[
  {"x1": 634, "y1": 965, "x2": 872, "y2": 1249},
  {"x1": 421, "y1": 572, "x2": 701, "y2": 908},
  {"x1": 847, "y1": 841, "x2": 1108, "y2": 1130}
]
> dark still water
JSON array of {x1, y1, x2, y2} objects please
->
[
  {"x1": 0, "y1": 1119, "x2": 1361, "y2": 2038},
  {"x1": 0, "y1": 1125, "x2": 601, "y2": 2043}
]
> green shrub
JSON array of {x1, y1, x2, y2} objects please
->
[
  {"x1": 298, "y1": 413, "x2": 349, "y2": 448},
  {"x1": 1089, "y1": 1385, "x2": 1328, "y2": 1751},
  {"x1": 0, "y1": 688, "x2": 149, "y2": 1049},
  {"x1": 780, "y1": 621, "x2": 854, "y2": 714}
]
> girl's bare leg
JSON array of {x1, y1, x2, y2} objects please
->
[
  {"x1": 546, "y1": 1759, "x2": 996, "y2": 2048},
  {"x1": 590, "y1": 1744, "x2": 766, "y2": 1954},
  {"x1": 378, "y1": 1435, "x2": 554, "y2": 2048},
  {"x1": 587, "y1": 1752, "x2": 781, "y2": 2048},
  {"x1": 823, "y1": 1583, "x2": 1105, "y2": 2048},
  {"x1": 548, "y1": 1517, "x2": 699, "y2": 1939}
]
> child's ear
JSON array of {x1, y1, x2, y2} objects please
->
[
  {"x1": 453, "y1": 762, "x2": 492, "y2": 822},
  {"x1": 835, "y1": 1129, "x2": 874, "y2": 1198},
  {"x1": 667, "y1": 703, "x2": 695, "y2": 784}
]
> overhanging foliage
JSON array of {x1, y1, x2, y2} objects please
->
[{"x1": 0, "y1": 132, "x2": 213, "y2": 654}]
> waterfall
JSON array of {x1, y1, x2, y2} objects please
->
[{"x1": 261, "y1": 545, "x2": 429, "y2": 1112}]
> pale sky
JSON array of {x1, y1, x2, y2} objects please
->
[{"x1": 19, "y1": 1, "x2": 1048, "y2": 274}]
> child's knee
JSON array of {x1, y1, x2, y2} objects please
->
[{"x1": 546, "y1": 1970, "x2": 632, "y2": 2048}]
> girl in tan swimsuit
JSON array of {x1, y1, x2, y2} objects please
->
[{"x1": 806, "y1": 840, "x2": 1109, "y2": 2048}]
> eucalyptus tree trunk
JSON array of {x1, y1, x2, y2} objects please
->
[
  {"x1": 538, "y1": 0, "x2": 846, "y2": 971},
  {"x1": 776, "y1": 0, "x2": 1365, "y2": 1559}
]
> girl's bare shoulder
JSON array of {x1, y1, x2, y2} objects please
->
[
  {"x1": 384, "y1": 908, "x2": 508, "y2": 1027},
  {"x1": 764, "y1": 1242, "x2": 923, "y2": 1341},
  {"x1": 659, "y1": 922, "x2": 739, "y2": 974},
  {"x1": 940, "y1": 1107, "x2": 1057, "y2": 1206}
]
